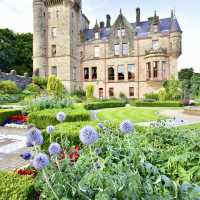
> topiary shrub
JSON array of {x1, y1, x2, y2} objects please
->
[
  {"x1": 85, "y1": 84, "x2": 94, "y2": 99},
  {"x1": 0, "y1": 80, "x2": 19, "y2": 94},
  {"x1": 47, "y1": 75, "x2": 64, "y2": 97},
  {"x1": 135, "y1": 101, "x2": 183, "y2": 107},
  {"x1": 0, "y1": 172, "x2": 35, "y2": 200},
  {"x1": 28, "y1": 107, "x2": 90, "y2": 129}
]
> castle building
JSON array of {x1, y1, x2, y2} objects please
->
[{"x1": 33, "y1": 0, "x2": 182, "y2": 98}]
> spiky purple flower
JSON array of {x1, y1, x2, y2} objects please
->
[
  {"x1": 119, "y1": 120, "x2": 134, "y2": 134},
  {"x1": 26, "y1": 128, "x2": 44, "y2": 146},
  {"x1": 97, "y1": 123, "x2": 103, "y2": 129},
  {"x1": 20, "y1": 152, "x2": 32, "y2": 160},
  {"x1": 48, "y1": 143, "x2": 62, "y2": 155},
  {"x1": 56, "y1": 112, "x2": 66, "y2": 122},
  {"x1": 32, "y1": 153, "x2": 49, "y2": 170},
  {"x1": 46, "y1": 125, "x2": 55, "y2": 134},
  {"x1": 80, "y1": 126, "x2": 99, "y2": 145}
]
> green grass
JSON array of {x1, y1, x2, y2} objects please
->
[
  {"x1": 179, "y1": 123, "x2": 200, "y2": 130},
  {"x1": 97, "y1": 107, "x2": 166, "y2": 122}
]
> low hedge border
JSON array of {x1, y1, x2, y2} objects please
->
[
  {"x1": 28, "y1": 107, "x2": 91, "y2": 129},
  {"x1": 134, "y1": 101, "x2": 184, "y2": 107},
  {"x1": 0, "y1": 172, "x2": 35, "y2": 200},
  {"x1": 84, "y1": 101, "x2": 126, "y2": 110},
  {"x1": 0, "y1": 109, "x2": 21, "y2": 125}
]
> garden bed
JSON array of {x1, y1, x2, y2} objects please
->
[{"x1": 0, "y1": 109, "x2": 21, "y2": 125}]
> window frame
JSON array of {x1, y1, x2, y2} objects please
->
[
  {"x1": 129, "y1": 87, "x2": 134, "y2": 97},
  {"x1": 94, "y1": 46, "x2": 100, "y2": 58},
  {"x1": 109, "y1": 88, "x2": 114, "y2": 97},
  {"x1": 84, "y1": 67, "x2": 89, "y2": 80},
  {"x1": 118, "y1": 64, "x2": 125, "y2": 80},
  {"x1": 92, "y1": 66, "x2": 97, "y2": 80},
  {"x1": 51, "y1": 44, "x2": 57, "y2": 57},
  {"x1": 128, "y1": 64, "x2": 135, "y2": 80},
  {"x1": 51, "y1": 66, "x2": 57, "y2": 76},
  {"x1": 122, "y1": 43, "x2": 129, "y2": 55},
  {"x1": 108, "y1": 67, "x2": 115, "y2": 81},
  {"x1": 114, "y1": 44, "x2": 120, "y2": 56}
]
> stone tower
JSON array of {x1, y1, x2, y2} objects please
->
[
  {"x1": 33, "y1": 0, "x2": 47, "y2": 76},
  {"x1": 33, "y1": 0, "x2": 82, "y2": 91}
]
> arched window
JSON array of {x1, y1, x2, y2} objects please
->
[{"x1": 108, "y1": 67, "x2": 115, "y2": 81}]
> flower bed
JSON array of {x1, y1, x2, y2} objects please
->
[
  {"x1": 28, "y1": 108, "x2": 90, "y2": 129},
  {"x1": 0, "y1": 109, "x2": 21, "y2": 125}
]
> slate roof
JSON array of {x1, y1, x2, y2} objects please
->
[{"x1": 83, "y1": 18, "x2": 182, "y2": 41}]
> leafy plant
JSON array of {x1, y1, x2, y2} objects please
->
[
  {"x1": 0, "y1": 80, "x2": 19, "y2": 94},
  {"x1": 85, "y1": 84, "x2": 94, "y2": 99},
  {"x1": 144, "y1": 92, "x2": 159, "y2": 101},
  {"x1": 47, "y1": 76, "x2": 64, "y2": 97}
]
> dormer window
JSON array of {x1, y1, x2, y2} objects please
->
[
  {"x1": 95, "y1": 32, "x2": 99, "y2": 40},
  {"x1": 117, "y1": 29, "x2": 126, "y2": 37},
  {"x1": 114, "y1": 44, "x2": 120, "y2": 56}
]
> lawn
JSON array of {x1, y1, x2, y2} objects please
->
[{"x1": 97, "y1": 106, "x2": 166, "y2": 122}]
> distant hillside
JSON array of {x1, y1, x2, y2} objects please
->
[{"x1": 0, "y1": 28, "x2": 33, "y2": 75}]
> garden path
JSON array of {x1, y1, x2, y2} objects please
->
[{"x1": 0, "y1": 127, "x2": 29, "y2": 171}]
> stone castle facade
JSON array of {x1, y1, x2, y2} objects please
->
[{"x1": 33, "y1": 0, "x2": 182, "y2": 98}]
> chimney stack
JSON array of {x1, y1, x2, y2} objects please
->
[
  {"x1": 100, "y1": 21, "x2": 105, "y2": 28},
  {"x1": 106, "y1": 14, "x2": 111, "y2": 28},
  {"x1": 136, "y1": 8, "x2": 140, "y2": 24}
]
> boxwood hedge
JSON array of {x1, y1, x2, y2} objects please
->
[
  {"x1": 84, "y1": 100, "x2": 126, "y2": 110},
  {"x1": 28, "y1": 107, "x2": 90, "y2": 129},
  {"x1": 0, "y1": 172, "x2": 35, "y2": 200},
  {"x1": 0, "y1": 109, "x2": 21, "y2": 125},
  {"x1": 134, "y1": 101, "x2": 183, "y2": 107}
]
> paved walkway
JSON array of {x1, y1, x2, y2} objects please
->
[{"x1": 0, "y1": 127, "x2": 29, "y2": 171}]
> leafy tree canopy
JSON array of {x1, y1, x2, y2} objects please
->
[{"x1": 178, "y1": 68, "x2": 194, "y2": 81}]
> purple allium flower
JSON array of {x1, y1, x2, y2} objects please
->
[
  {"x1": 48, "y1": 143, "x2": 62, "y2": 155},
  {"x1": 20, "y1": 152, "x2": 32, "y2": 160},
  {"x1": 26, "y1": 141, "x2": 33, "y2": 147},
  {"x1": 95, "y1": 148, "x2": 102, "y2": 155},
  {"x1": 26, "y1": 128, "x2": 44, "y2": 146},
  {"x1": 46, "y1": 125, "x2": 55, "y2": 134},
  {"x1": 80, "y1": 126, "x2": 99, "y2": 145},
  {"x1": 97, "y1": 123, "x2": 103, "y2": 129},
  {"x1": 32, "y1": 153, "x2": 49, "y2": 170},
  {"x1": 56, "y1": 112, "x2": 66, "y2": 122},
  {"x1": 119, "y1": 120, "x2": 134, "y2": 134}
]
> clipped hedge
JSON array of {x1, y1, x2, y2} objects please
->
[
  {"x1": 84, "y1": 100, "x2": 126, "y2": 110},
  {"x1": 0, "y1": 172, "x2": 35, "y2": 200},
  {"x1": 0, "y1": 109, "x2": 21, "y2": 125},
  {"x1": 28, "y1": 107, "x2": 90, "y2": 129},
  {"x1": 134, "y1": 101, "x2": 184, "y2": 107}
]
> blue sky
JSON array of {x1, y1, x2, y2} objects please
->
[{"x1": 0, "y1": 0, "x2": 199, "y2": 71}]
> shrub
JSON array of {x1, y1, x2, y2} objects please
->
[
  {"x1": 0, "y1": 94, "x2": 22, "y2": 103},
  {"x1": 32, "y1": 76, "x2": 47, "y2": 89},
  {"x1": 119, "y1": 92, "x2": 127, "y2": 100},
  {"x1": 0, "y1": 172, "x2": 35, "y2": 200},
  {"x1": 85, "y1": 84, "x2": 94, "y2": 99},
  {"x1": 26, "y1": 83, "x2": 41, "y2": 93},
  {"x1": 84, "y1": 100, "x2": 126, "y2": 110},
  {"x1": 144, "y1": 92, "x2": 159, "y2": 101},
  {"x1": 135, "y1": 101, "x2": 183, "y2": 107},
  {"x1": 0, "y1": 109, "x2": 21, "y2": 125},
  {"x1": 47, "y1": 76, "x2": 64, "y2": 97},
  {"x1": 28, "y1": 107, "x2": 90, "y2": 129},
  {"x1": 0, "y1": 80, "x2": 19, "y2": 94}
]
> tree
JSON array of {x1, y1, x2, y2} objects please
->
[
  {"x1": 178, "y1": 68, "x2": 194, "y2": 81},
  {"x1": 191, "y1": 74, "x2": 200, "y2": 97}
]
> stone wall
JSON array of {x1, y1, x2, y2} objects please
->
[{"x1": 0, "y1": 70, "x2": 32, "y2": 89}]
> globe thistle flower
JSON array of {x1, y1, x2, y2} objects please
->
[
  {"x1": 119, "y1": 120, "x2": 134, "y2": 134},
  {"x1": 56, "y1": 112, "x2": 66, "y2": 122},
  {"x1": 26, "y1": 128, "x2": 44, "y2": 146},
  {"x1": 26, "y1": 141, "x2": 33, "y2": 147},
  {"x1": 80, "y1": 126, "x2": 99, "y2": 145},
  {"x1": 32, "y1": 153, "x2": 49, "y2": 170},
  {"x1": 93, "y1": 162, "x2": 101, "y2": 169},
  {"x1": 94, "y1": 148, "x2": 102, "y2": 155},
  {"x1": 20, "y1": 152, "x2": 32, "y2": 160},
  {"x1": 46, "y1": 125, "x2": 55, "y2": 134},
  {"x1": 48, "y1": 143, "x2": 62, "y2": 155},
  {"x1": 97, "y1": 123, "x2": 103, "y2": 129}
]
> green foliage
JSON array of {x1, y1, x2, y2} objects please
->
[
  {"x1": 84, "y1": 100, "x2": 126, "y2": 110},
  {"x1": 85, "y1": 84, "x2": 94, "y2": 99},
  {"x1": 191, "y1": 74, "x2": 200, "y2": 97},
  {"x1": 71, "y1": 89, "x2": 86, "y2": 98},
  {"x1": 119, "y1": 92, "x2": 127, "y2": 100},
  {"x1": 26, "y1": 83, "x2": 41, "y2": 93},
  {"x1": 32, "y1": 76, "x2": 47, "y2": 89},
  {"x1": 135, "y1": 101, "x2": 183, "y2": 107},
  {"x1": 0, "y1": 172, "x2": 35, "y2": 200},
  {"x1": 144, "y1": 92, "x2": 159, "y2": 101},
  {"x1": 0, "y1": 93, "x2": 22, "y2": 103},
  {"x1": 0, "y1": 29, "x2": 32, "y2": 75},
  {"x1": 0, "y1": 80, "x2": 19, "y2": 94},
  {"x1": 0, "y1": 109, "x2": 21, "y2": 125},
  {"x1": 178, "y1": 68, "x2": 194, "y2": 81},
  {"x1": 23, "y1": 96, "x2": 73, "y2": 114},
  {"x1": 47, "y1": 75, "x2": 64, "y2": 97},
  {"x1": 158, "y1": 88, "x2": 168, "y2": 101},
  {"x1": 28, "y1": 107, "x2": 90, "y2": 129}
]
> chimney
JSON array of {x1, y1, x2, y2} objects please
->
[
  {"x1": 100, "y1": 21, "x2": 105, "y2": 28},
  {"x1": 106, "y1": 14, "x2": 111, "y2": 28},
  {"x1": 136, "y1": 8, "x2": 140, "y2": 23}
]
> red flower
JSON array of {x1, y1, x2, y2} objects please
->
[
  {"x1": 9, "y1": 115, "x2": 28, "y2": 123},
  {"x1": 68, "y1": 146, "x2": 79, "y2": 162},
  {"x1": 17, "y1": 169, "x2": 34, "y2": 176}
]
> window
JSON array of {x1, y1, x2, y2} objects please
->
[
  {"x1": 114, "y1": 44, "x2": 120, "y2": 56},
  {"x1": 122, "y1": 43, "x2": 129, "y2": 55},
  {"x1": 51, "y1": 27, "x2": 57, "y2": 39},
  {"x1": 109, "y1": 88, "x2": 114, "y2": 97},
  {"x1": 99, "y1": 88, "x2": 103, "y2": 98},
  {"x1": 152, "y1": 40, "x2": 159, "y2": 50},
  {"x1": 51, "y1": 45, "x2": 56, "y2": 57},
  {"x1": 95, "y1": 32, "x2": 99, "y2": 40},
  {"x1": 108, "y1": 67, "x2": 115, "y2": 81},
  {"x1": 128, "y1": 64, "x2": 135, "y2": 80},
  {"x1": 118, "y1": 65, "x2": 125, "y2": 80},
  {"x1": 51, "y1": 66, "x2": 57, "y2": 75},
  {"x1": 117, "y1": 29, "x2": 126, "y2": 37},
  {"x1": 153, "y1": 25, "x2": 158, "y2": 33},
  {"x1": 92, "y1": 67, "x2": 97, "y2": 80},
  {"x1": 84, "y1": 68, "x2": 89, "y2": 80},
  {"x1": 117, "y1": 29, "x2": 121, "y2": 37},
  {"x1": 129, "y1": 87, "x2": 134, "y2": 97},
  {"x1": 153, "y1": 61, "x2": 159, "y2": 78},
  {"x1": 121, "y1": 29, "x2": 126, "y2": 36},
  {"x1": 147, "y1": 62, "x2": 151, "y2": 79},
  {"x1": 94, "y1": 46, "x2": 100, "y2": 58}
]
